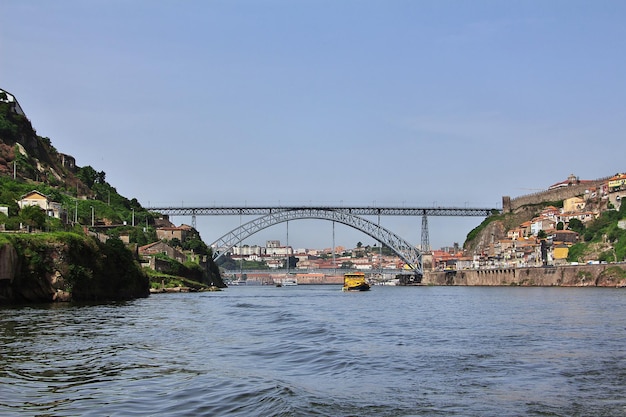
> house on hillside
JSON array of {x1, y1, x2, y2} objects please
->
[
  {"x1": 530, "y1": 217, "x2": 556, "y2": 236},
  {"x1": 608, "y1": 173, "x2": 626, "y2": 192},
  {"x1": 563, "y1": 196, "x2": 585, "y2": 213},
  {"x1": 519, "y1": 221, "x2": 532, "y2": 237},
  {"x1": 608, "y1": 173, "x2": 626, "y2": 210},
  {"x1": 552, "y1": 244, "x2": 570, "y2": 265},
  {"x1": 540, "y1": 206, "x2": 561, "y2": 221},
  {"x1": 514, "y1": 238, "x2": 541, "y2": 267},
  {"x1": 550, "y1": 230, "x2": 579, "y2": 245},
  {"x1": 557, "y1": 211, "x2": 597, "y2": 225},
  {"x1": 548, "y1": 174, "x2": 595, "y2": 190},
  {"x1": 139, "y1": 241, "x2": 187, "y2": 264},
  {"x1": 155, "y1": 224, "x2": 193, "y2": 242},
  {"x1": 507, "y1": 227, "x2": 526, "y2": 240},
  {"x1": 17, "y1": 190, "x2": 65, "y2": 219},
  {"x1": 0, "y1": 88, "x2": 25, "y2": 116}
]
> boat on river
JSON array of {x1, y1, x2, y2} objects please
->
[
  {"x1": 281, "y1": 278, "x2": 298, "y2": 286},
  {"x1": 342, "y1": 272, "x2": 370, "y2": 291}
]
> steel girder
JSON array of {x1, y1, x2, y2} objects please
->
[
  {"x1": 146, "y1": 206, "x2": 497, "y2": 217},
  {"x1": 209, "y1": 208, "x2": 423, "y2": 276}
]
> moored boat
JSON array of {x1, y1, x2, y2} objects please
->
[{"x1": 342, "y1": 272, "x2": 370, "y2": 291}]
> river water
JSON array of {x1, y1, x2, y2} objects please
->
[{"x1": 1, "y1": 285, "x2": 625, "y2": 417}]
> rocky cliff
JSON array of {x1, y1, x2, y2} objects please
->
[{"x1": 0, "y1": 233, "x2": 149, "y2": 304}]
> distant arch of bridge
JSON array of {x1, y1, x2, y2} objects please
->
[{"x1": 207, "y1": 208, "x2": 424, "y2": 276}]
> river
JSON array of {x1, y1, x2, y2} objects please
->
[{"x1": 1, "y1": 285, "x2": 625, "y2": 416}]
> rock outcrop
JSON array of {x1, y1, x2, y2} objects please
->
[{"x1": 0, "y1": 233, "x2": 150, "y2": 304}]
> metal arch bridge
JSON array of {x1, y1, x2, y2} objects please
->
[
  {"x1": 211, "y1": 208, "x2": 423, "y2": 275},
  {"x1": 144, "y1": 205, "x2": 499, "y2": 277}
]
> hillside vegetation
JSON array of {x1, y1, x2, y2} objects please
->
[
  {"x1": 0, "y1": 232, "x2": 149, "y2": 302},
  {"x1": 0, "y1": 90, "x2": 224, "y2": 302}
]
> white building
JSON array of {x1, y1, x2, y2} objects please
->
[
  {"x1": 0, "y1": 88, "x2": 25, "y2": 116},
  {"x1": 18, "y1": 190, "x2": 64, "y2": 219}
]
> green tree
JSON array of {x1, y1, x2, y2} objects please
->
[
  {"x1": 76, "y1": 165, "x2": 98, "y2": 188},
  {"x1": 0, "y1": 101, "x2": 19, "y2": 140},
  {"x1": 19, "y1": 205, "x2": 47, "y2": 230},
  {"x1": 216, "y1": 256, "x2": 237, "y2": 270},
  {"x1": 568, "y1": 218, "x2": 585, "y2": 234},
  {"x1": 567, "y1": 243, "x2": 586, "y2": 262},
  {"x1": 96, "y1": 171, "x2": 106, "y2": 184},
  {"x1": 556, "y1": 222, "x2": 564, "y2": 230},
  {"x1": 0, "y1": 190, "x2": 20, "y2": 216},
  {"x1": 130, "y1": 198, "x2": 142, "y2": 209},
  {"x1": 183, "y1": 237, "x2": 210, "y2": 256}
]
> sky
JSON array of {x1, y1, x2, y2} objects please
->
[{"x1": 2, "y1": 0, "x2": 625, "y2": 250}]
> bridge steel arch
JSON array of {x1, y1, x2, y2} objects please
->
[{"x1": 209, "y1": 208, "x2": 423, "y2": 276}]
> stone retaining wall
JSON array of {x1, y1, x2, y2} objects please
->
[
  {"x1": 503, "y1": 178, "x2": 609, "y2": 213},
  {"x1": 423, "y1": 264, "x2": 626, "y2": 287}
]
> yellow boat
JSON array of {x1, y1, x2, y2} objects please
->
[{"x1": 342, "y1": 272, "x2": 370, "y2": 291}]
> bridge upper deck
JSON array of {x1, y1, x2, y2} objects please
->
[{"x1": 144, "y1": 205, "x2": 499, "y2": 217}]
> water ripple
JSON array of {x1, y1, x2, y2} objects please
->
[{"x1": 2, "y1": 287, "x2": 626, "y2": 416}]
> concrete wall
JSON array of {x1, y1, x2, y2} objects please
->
[{"x1": 423, "y1": 264, "x2": 626, "y2": 287}]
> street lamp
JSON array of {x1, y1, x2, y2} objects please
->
[{"x1": 91, "y1": 206, "x2": 94, "y2": 227}]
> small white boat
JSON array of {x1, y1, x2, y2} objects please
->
[{"x1": 281, "y1": 278, "x2": 298, "y2": 286}]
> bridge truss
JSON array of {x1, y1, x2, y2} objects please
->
[
  {"x1": 145, "y1": 206, "x2": 497, "y2": 218},
  {"x1": 144, "y1": 205, "x2": 499, "y2": 278},
  {"x1": 207, "y1": 208, "x2": 425, "y2": 276}
]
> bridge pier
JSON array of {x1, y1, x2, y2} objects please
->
[{"x1": 421, "y1": 214, "x2": 430, "y2": 252}]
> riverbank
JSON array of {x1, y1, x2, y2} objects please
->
[
  {"x1": 422, "y1": 263, "x2": 626, "y2": 287},
  {"x1": 0, "y1": 232, "x2": 149, "y2": 304},
  {"x1": 150, "y1": 285, "x2": 221, "y2": 293},
  {"x1": 225, "y1": 264, "x2": 626, "y2": 287}
]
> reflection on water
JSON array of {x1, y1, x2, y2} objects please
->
[{"x1": 1, "y1": 286, "x2": 626, "y2": 416}]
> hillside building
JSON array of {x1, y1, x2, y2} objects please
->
[
  {"x1": 0, "y1": 88, "x2": 25, "y2": 116},
  {"x1": 17, "y1": 190, "x2": 65, "y2": 219}
]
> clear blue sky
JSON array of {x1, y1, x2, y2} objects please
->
[{"x1": 2, "y1": 1, "x2": 625, "y2": 250}]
